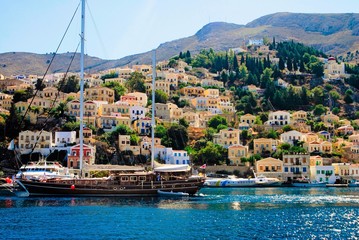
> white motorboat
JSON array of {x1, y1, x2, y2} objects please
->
[
  {"x1": 16, "y1": 161, "x2": 73, "y2": 180},
  {"x1": 203, "y1": 174, "x2": 282, "y2": 188},
  {"x1": 292, "y1": 178, "x2": 326, "y2": 187}
]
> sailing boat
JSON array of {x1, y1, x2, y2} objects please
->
[{"x1": 19, "y1": 0, "x2": 203, "y2": 197}]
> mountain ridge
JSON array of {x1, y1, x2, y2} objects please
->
[{"x1": 1, "y1": 12, "x2": 359, "y2": 76}]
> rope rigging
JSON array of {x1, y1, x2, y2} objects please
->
[{"x1": 14, "y1": 1, "x2": 82, "y2": 167}]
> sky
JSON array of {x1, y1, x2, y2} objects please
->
[{"x1": 1, "y1": 0, "x2": 358, "y2": 60}]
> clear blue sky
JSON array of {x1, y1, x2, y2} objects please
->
[{"x1": 1, "y1": 0, "x2": 358, "y2": 60}]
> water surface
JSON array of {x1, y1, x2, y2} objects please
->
[{"x1": 1, "y1": 187, "x2": 359, "y2": 239}]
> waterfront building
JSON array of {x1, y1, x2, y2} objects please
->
[
  {"x1": 18, "y1": 130, "x2": 52, "y2": 155},
  {"x1": 309, "y1": 165, "x2": 336, "y2": 183},
  {"x1": 67, "y1": 144, "x2": 96, "y2": 168},
  {"x1": 282, "y1": 153, "x2": 310, "y2": 181},
  {"x1": 255, "y1": 157, "x2": 283, "y2": 180}
]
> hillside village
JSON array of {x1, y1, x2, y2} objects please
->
[{"x1": 0, "y1": 40, "x2": 358, "y2": 183}]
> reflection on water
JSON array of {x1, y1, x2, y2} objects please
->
[
  {"x1": 1, "y1": 188, "x2": 359, "y2": 240},
  {"x1": 1, "y1": 187, "x2": 359, "y2": 210}
]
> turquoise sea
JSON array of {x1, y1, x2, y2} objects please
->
[{"x1": 1, "y1": 187, "x2": 359, "y2": 240}]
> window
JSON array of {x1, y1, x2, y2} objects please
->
[
  {"x1": 284, "y1": 167, "x2": 288, "y2": 172},
  {"x1": 303, "y1": 167, "x2": 307, "y2": 172}
]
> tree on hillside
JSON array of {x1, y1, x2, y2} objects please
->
[
  {"x1": 155, "y1": 90, "x2": 168, "y2": 104},
  {"x1": 125, "y1": 72, "x2": 146, "y2": 93},
  {"x1": 161, "y1": 124, "x2": 188, "y2": 150},
  {"x1": 58, "y1": 75, "x2": 80, "y2": 93},
  {"x1": 13, "y1": 87, "x2": 34, "y2": 103},
  {"x1": 102, "y1": 81, "x2": 127, "y2": 101},
  {"x1": 208, "y1": 115, "x2": 228, "y2": 130}
]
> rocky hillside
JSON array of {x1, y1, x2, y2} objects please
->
[{"x1": 1, "y1": 12, "x2": 359, "y2": 76}]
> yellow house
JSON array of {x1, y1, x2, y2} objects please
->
[
  {"x1": 15, "y1": 101, "x2": 38, "y2": 124},
  {"x1": 125, "y1": 92, "x2": 148, "y2": 107},
  {"x1": 155, "y1": 103, "x2": 183, "y2": 121},
  {"x1": 304, "y1": 141, "x2": 332, "y2": 154},
  {"x1": 253, "y1": 138, "x2": 278, "y2": 155},
  {"x1": 165, "y1": 72, "x2": 179, "y2": 88},
  {"x1": 207, "y1": 97, "x2": 219, "y2": 111},
  {"x1": 85, "y1": 86, "x2": 114, "y2": 103},
  {"x1": 349, "y1": 134, "x2": 359, "y2": 145},
  {"x1": 28, "y1": 97, "x2": 54, "y2": 111},
  {"x1": 182, "y1": 111, "x2": 200, "y2": 128},
  {"x1": 332, "y1": 163, "x2": 351, "y2": 176},
  {"x1": 40, "y1": 87, "x2": 67, "y2": 100},
  {"x1": 132, "y1": 64, "x2": 152, "y2": 75},
  {"x1": 0, "y1": 93, "x2": 13, "y2": 110},
  {"x1": 83, "y1": 127, "x2": 94, "y2": 144},
  {"x1": 98, "y1": 114, "x2": 131, "y2": 131},
  {"x1": 7, "y1": 83, "x2": 32, "y2": 92},
  {"x1": 18, "y1": 130, "x2": 52, "y2": 154},
  {"x1": 102, "y1": 102, "x2": 130, "y2": 116},
  {"x1": 118, "y1": 67, "x2": 134, "y2": 79},
  {"x1": 155, "y1": 80, "x2": 171, "y2": 96},
  {"x1": 304, "y1": 132, "x2": 319, "y2": 143},
  {"x1": 67, "y1": 100, "x2": 101, "y2": 118},
  {"x1": 203, "y1": 88, "x2": 219, "y2": 98},
  {"x1": 180, "y1": 86, "x2": 205, "y2": 97},
  {"x1": 256, "y1": 157, "x2": 283, "y2": 179},
  {"x1": 118, "y1": 135, "x2": 140, "y2": 155},
  {"x1": 228, "y1": 144, "x2": 248, "y2": 165},
  {"x1": 213, "y1": 128, "x2": 240, "y2": 148},
  {"x1": 240, "y1": 114, "x2": 256, "y2": 126},
  {"x1": 291, "y1": 110, "x2": 307, "y2": 123},
  {"x1": 218, "y1": 96, "x2": 235, "y2": 113}
]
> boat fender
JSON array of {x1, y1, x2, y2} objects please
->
[
  {"x1": 71, "y1": 185, "x2": 75, "y2": 190},
  {"x1": 120, "y1": 187, "x2": 124, "y2": 190},
  {"x1": 113, "y1": 187, "x2": 117, "y2": 190}
]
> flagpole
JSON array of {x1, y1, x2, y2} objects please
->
[{"x1": 151, "y1": 49, "x2": 156, "y2": 170}]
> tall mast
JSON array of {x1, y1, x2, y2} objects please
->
[
  {"x1": 79, "y1": 0, "x2": 85, "y2": 176},
  {"x1": 151, "y1": 50, "x2": 156, "y2": 169}
]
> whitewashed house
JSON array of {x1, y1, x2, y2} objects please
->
[
  {"x1": 280, "y1": 130, "x2": 305, "y2": 145},
  {"x1": 54, "y1": 131, "x2": 76, "y2": 147}
]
